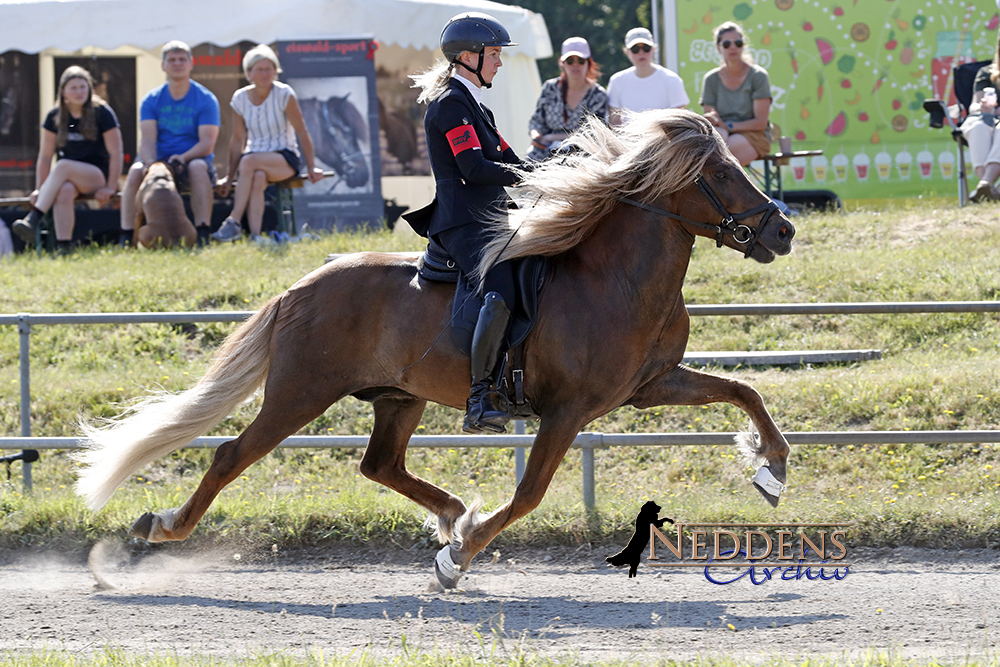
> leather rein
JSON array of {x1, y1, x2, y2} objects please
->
[{"x1": 617, "y1": 176, "x2": 781, "y2": 258}]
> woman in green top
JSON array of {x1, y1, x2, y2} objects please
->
[{"x1": 700, "y1": 22, "x2": 772, "y2": 166}]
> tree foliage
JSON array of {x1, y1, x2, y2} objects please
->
[{"x1": 495, "y1": 0, "x2": 652, "y2": 83}]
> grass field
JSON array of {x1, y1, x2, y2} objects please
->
[
  {"x1": 2, "y1": 648, "x2": 998, "y2": 667},
  {"x1": 1, "y1": 201, "x2": 999, "y2": 553}
]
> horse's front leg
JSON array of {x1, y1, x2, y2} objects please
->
[
  {"x1": 629, "y1": 364, "x2": 790, "y2": 506},
  {"x1": 433, "y1": 416, "x2": 584, "y2": 589}
]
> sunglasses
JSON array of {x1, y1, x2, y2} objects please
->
[
  {"x1": 629, "y1": 43, "x2": 653, "y2": 54},
  {"x1": 720, "y1": 39, "x2": 745, "y2": 49},
  {"x1": 563, "y1": 56, "x2": 588, "y2": 66}
]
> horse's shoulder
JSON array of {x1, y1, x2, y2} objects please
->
[{"x1": 324, "y1": 250, "x2": 421, "y2": 270}]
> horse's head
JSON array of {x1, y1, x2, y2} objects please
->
[
  {"x1": 300, "y1": 96, "x2": 370, "y2": 189},
  {"x1": 636, "y1": 110, "x2": 795, "y2": 264}
]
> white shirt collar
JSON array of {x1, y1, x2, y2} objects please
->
[{"x1": 453, "y1": 73, "x2": 483, "y2": 105}]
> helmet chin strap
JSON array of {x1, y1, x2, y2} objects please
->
[{"x1": 455, "y1": 51, "x2": 491, "y2": 89}]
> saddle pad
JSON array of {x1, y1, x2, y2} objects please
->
[{"x1": 449, "y1": 255, "x2": 548, "y2": 356}]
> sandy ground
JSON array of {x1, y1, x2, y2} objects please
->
[{"x1": 1, "y1": 542, "x2": 997, "y2": 662}]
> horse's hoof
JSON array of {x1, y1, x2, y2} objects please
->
[
  {"x1": 128, "y1": 512, "x2": 156, "y2": 540},
  {"x1": 751, "y1": 466, "x2": 784, "y2": 508},
  {"x1": 433, "y1": 545, "x2": 462, "y2": 590}
]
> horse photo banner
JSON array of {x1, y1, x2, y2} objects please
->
[
  {"x1": 278, "y1": 38, "x2": 383, "y2": 231},
  {"x1": 674, "y1": 0, "x2": 1000, "y2": 202}
]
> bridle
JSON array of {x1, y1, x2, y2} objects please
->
[{"x1": 617, "y1": 175, "x2": 781, "y2": 258}]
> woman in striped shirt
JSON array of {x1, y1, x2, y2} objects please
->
[{"x1": 213, "y1": 44, "x2": 323, "y2": 242}]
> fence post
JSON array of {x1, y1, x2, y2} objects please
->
[
  {"x1": 17, "y1": 314, "x2": 34, "y2": 494},
  {"x1": 514, "y1": 420, "x2": 526, "y2": 483},
  {"x1": 577, "y1": 432, "x2": 603, "y2": 510}
]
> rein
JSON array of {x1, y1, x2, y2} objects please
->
[{"x1": 617, "y1": 176, "x2": 780, "y2": 258}]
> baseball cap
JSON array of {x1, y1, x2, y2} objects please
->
[
  {"x1": 625, "y1": 27, "x2": 655, "y2": 49},
  {"x1": 560, "y1": 36, "x2": 591, "y2": 60}
]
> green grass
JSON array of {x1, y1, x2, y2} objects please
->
[
  {"x1": 1, "y1": 648, "x2": 997, "y2": 667},
  {"x1": 1, "y1": 203, "x2": 999, "y2": 552}
]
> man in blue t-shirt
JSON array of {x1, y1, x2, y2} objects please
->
[{"x1": 119, "y1": 41, "x2": 220, "y2": 245}]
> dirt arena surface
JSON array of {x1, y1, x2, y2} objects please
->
[{"x1": 1, "y1": 542, "x2": 997, "y2": 662}]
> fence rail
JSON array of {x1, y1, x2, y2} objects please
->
[{"x1": 3, "y1": 302, "x2": 999, "y2": 504}]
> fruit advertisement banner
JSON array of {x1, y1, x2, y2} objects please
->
[{"x1": 675, "y1": 0, "x2": 1000, "y2": 201}]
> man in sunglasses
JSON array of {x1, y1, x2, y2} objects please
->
[{"x1": 607, "y1": 27, "x2": 688, "y2": 126}]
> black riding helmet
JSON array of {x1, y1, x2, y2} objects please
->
[{"x1": 441, "y1": 12, "x2": 517, "y2": 89}]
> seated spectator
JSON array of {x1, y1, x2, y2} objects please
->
[
  {"x1": 11, "y1": 66, "x2": 123, "y2": 252},
  {"x1": 527, "y1": 37, "x2": 608, "y2": 161},
  {"x1": 700, "y1": 22, "x2": 773, "y2": 166},
  {"x1": 213, "y1": 45, "x2": 323, "y2": 242},
  {"x1": 607, "y1": 27, "x2": 688, "y2": 126},
  {"x1": 119, "y1": 41, "x2": 220, "y2": 247},
  {"x1": 962, "y1": 30, "x2": 1000, "y2": 202}
]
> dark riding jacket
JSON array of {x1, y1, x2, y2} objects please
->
[{"x1": 406, "y1": 78, "x2": 521, "y2": 238}]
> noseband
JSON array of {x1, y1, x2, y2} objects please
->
[{"x1": 617, "y1": 176, "x2": 781, "y2": 258}]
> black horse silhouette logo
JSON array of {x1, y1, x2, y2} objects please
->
[{"x1": 606, "y1": 500, "x2": 674, "y2": 578}]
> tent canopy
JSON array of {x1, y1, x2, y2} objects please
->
[{"x1": 0, "y1": 0, "x2": 552, "y2": 59}]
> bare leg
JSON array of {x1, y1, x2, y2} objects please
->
[
  {"x1": 247, "y1": 170, "x2": 268, "y2": 236},
  {"x1": 359, "y1": 396, "x2": 468, "y2": 542},
  {"x1": 35, "y1": 160, "x2": 105, "y2": 214},
  {"x1": 230, "y1": 152, "x2": 295, "y2": 223},
  {"x1": 51, "y1": 181, "x2": 79, "y2": 241},
  {"x1": 727, "y1": 134, "x2": 760, "y2": 167},
  {"x1": 187, "y1": 159, "x2": 213, "y2": 228},
  {"x1": 119, "y1": 163, "x2": 145, "y2": 231}
]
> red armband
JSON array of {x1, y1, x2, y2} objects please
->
[
  {"x1": 446, "y1": 125, "x2": 482, "y2": 155},
  {"x1": 499, "y1": 134, "x2": 510, "y2": 152}
]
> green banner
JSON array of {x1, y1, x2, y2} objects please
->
[{"x1": 676, "y1": 0, "x2": 999, "y2": 200}]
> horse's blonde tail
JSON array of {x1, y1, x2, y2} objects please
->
[{"x1": 74, "y1": 296, "x2": 283, "y2": 511}]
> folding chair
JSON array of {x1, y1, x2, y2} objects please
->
[{"x1": 923, "y1": 59, "x2": 992, "y2": 207}]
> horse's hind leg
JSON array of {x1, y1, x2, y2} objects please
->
[
  {"x1": 359, "y1": 395, "x2": 468, "y2": 543},
  {"x1": 129, "y1": 389, "x2": 340, "y2": 543},
  {"x1": 630, "y1": 365, "x2": 790, "y2": 506}
]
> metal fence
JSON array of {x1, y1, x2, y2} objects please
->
[{"x1": 3, "y1": 302, "x2": 1000, "y2": 506}]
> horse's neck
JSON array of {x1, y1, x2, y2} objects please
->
[{"x1": 572, "y1": 206, "x2": 694, "y2": 315}]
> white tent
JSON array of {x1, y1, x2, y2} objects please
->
[{"x1": 0, "y1": 0, "x2": 552, "y2": 205}]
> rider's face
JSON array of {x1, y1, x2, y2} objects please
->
[{"x1": 460, "y1": 47, "x2": 503, "y2": 86}]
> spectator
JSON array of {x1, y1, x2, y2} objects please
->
[
  {"x1": 700, "y1": 22, "x2": 773, "y2": 166},
  {"x1": 961, "y1": 32, "x2": 1000, "y2": 203},
  {"x1": 118, "y1": 41, "x2": 220, "y2": 246},
  {"x1": 212, "y1": 45, "x2": 323, "y2": 242},
  {"x1": 607, "y1": 27, "x2": 688, "y2": 126},
  {"x1": 11, "y1": 66, "x2": 123, "y2": 252},
  {"x1": 406, "y1": 12, "x2": 523, "y2": 434},
  {"x1": 526, "y1": 37, "x2": 608, "y2": 161}
]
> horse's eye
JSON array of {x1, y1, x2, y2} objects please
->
[{"x1": 713, "y1": 169, "x2": 729, "y2": 181}]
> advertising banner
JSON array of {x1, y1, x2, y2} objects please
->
[
  {"x1": 277, "y1": 38, "x2": 383, "y2": 231},
  {"x1": 675, "y1": 0, "x2": 1000, "y2": 201}
]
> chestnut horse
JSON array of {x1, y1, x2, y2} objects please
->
[{"x1": 75, "y1": 110, "x2": 794, "y2": 589}]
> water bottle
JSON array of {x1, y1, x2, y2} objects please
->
[{"x1": 983, "y1": 87, "x2": 997, "y2": 126}]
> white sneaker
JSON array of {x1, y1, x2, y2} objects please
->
[{"x1": 211, "y1": 218, "x2": 242, "y2": 242}]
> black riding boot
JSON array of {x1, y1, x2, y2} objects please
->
[{"x1": 463, "y1": 291, "x2": 511, "y2": 434}]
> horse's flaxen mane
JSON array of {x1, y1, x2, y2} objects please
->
[{"x1": 475, "y1": 109, "x2": 734, "y2": 282}]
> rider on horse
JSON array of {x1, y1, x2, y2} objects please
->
[{"x1": 407, "y1": 13, "x2": 525, "y2": 435}]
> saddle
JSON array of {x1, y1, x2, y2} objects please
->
[{"x1": 418, "y1": 237, "x2": 547, "y2": 421}]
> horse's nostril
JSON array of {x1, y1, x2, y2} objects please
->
[{"x1": 778, "y1": 223, "x2": 794, "y2": 241}]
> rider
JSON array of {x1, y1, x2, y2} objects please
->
[{"x1": 408, "y1": 12, "x2": 523, "y2": 434}]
